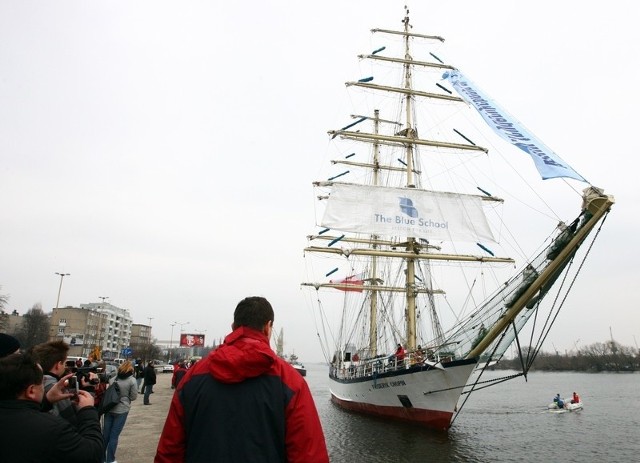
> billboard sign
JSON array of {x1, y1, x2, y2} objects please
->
[{"x1": 179, "y1": 333, "x2": 205, "y2": 347}]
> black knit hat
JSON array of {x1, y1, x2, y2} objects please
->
[{"x1": 0, "y1": 333, "x2": 20, "y2": 358}]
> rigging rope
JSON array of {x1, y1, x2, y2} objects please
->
[{"x1": 448, "y1": 210, "x2": 610, "y2": 427}]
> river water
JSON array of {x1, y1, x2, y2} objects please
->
[{"x1": 305, "y1": 363, "x2": 639, "y2": 462}]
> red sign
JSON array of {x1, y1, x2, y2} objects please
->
[{"x1": 179, "y1": 333, "x2": 205, "y2": 347}]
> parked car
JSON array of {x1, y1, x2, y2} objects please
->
[
  {"x1": 162, "y1": 363, "x2": 174, "y2": 373},
  {"x1": 150, "y1": 359, "x2": 165, "y2": 373},
  {"x1": 103, "y1": 364, "x2": 118, "y2": 380}
]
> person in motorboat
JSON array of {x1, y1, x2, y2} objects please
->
[
  {"x1": 571, "y1": 392, "x2": 580, "y2": 404},
  {"x1": 553, "y1": 393, "x2": 565, "y2": 408}
]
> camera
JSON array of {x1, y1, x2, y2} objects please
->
[
  {"x1": 69, "y1": 366, "x2": 100, "y2": 386},
  {"x1": 66, "y1": 376, "x2": 79, "y2": 395}
]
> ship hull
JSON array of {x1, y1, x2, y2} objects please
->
[{"x1": 329, "y1": 358, "x2": 477, "y2": 431}]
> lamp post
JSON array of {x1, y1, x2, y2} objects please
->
[
  {"x1": 55, "y1": 272, "x2": 70, "y2": 309},
  {"x1": 169, "y1": 321, "x2": 189, "y2": 362}
]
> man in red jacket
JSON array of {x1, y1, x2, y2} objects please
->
[{"x1": 155, "y1": 296, "x2": 329, "y2": 463}]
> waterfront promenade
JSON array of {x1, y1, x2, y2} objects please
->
[{"x1": 117, "y1": 371, "x2": 173, "y2": 462}]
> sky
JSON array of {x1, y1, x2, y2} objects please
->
[{"x1": 1, "y1": 1, "x2": 639, "y2": 362}]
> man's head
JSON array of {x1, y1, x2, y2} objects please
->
[
  {"x1": 31, "y1": 340, "x2": 69, "y2": 376},
  {"x1": 232, "y1": 296, "x2": 274, "y2": 336},
  {"x1": 0, "y1": 333, "x2": 21, "y2": 358},
  {"x1": 0, "y1": 353, "x2": 44, "y2": 402}
]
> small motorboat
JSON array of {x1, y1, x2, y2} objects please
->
[{"x1": 548, "y1": 398, "x2": 583, "y2": 412}]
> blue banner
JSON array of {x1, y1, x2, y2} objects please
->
[{"x1": 442, "y1": 70, "x2": 586, "y2": 182}]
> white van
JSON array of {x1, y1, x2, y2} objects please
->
[{"x1": 113, "y1": 358, "x2": 127, "y2": 365}]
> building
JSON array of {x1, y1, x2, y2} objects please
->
[
  {"x1": 81, "y1": 302, "x2": 132, "y2": 359},
  {"x1": 4, "y1": 310, "x2": 24, "y2": 334},
  {"x1": 131, "y1": 323, "x2": 152, "y2": 346},
  {"x1": 49, "y1": 306, "x2": 108, "y2": 358},
  {"x1": 49, "y1": 302, "x2": 133, "y2": 359},
  {"x1": 130, "y1": 323, "x2": 153, "y2": 359}
]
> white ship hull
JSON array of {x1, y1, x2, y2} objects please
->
[{"x1": 329, "y1": 359, "x2": 477, "y2": 430}]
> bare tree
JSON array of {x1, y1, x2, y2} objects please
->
[
  {"x1": 16, "y1": 304, "x2": 50, "y2": 349},
  {"x1": 130, "y1": 340, "x2": 162, "y2": 363}
]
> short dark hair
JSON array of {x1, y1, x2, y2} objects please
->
[
  {"x1": 31, "y1": 340, "x2": 69, "y2": 372},
  {"x1": 0, "y1": 353, "x2": 43, "y2": 400},
  {"x1": 233, "y1": 296, "x2": 274, "y2": 331}
]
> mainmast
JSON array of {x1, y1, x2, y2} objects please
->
[
  {"x1": 369, "y1": 109, "x2": 381, "y2": 357},
  {"x1": 401, "y1": 9, "x2": 417, "y2": 351}
]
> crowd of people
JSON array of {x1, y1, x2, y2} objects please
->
[{"x1": 0, "y1": 295, "x2": 330, "y2": 463}]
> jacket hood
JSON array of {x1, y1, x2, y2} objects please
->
[{"x1": 208, "y1": 326, "x2": 276, "y2": 383}]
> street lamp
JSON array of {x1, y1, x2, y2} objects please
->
[
  {"x1": 169, "y1": 321, "x2": 189, "y2": 362},
  {"x1": 55, "y1": 272, "x2": 70, "y2": 309}
]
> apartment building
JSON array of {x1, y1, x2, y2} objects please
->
[{"x1": 49, "y1": 302, "x2": 133, "y2": 359}]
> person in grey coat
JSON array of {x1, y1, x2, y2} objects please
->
[{"x1": 102, "y1": 360, "x2": 138, "y2": 463}]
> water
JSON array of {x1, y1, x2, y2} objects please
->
[{"x1": 305, "y1": 364, "x2": 640, "y2": 462}]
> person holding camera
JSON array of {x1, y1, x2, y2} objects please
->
[
  {"x1": 0, "y1": 352, "x2": 103, "y2": 462},
  {"x1": 103, "y1": 360, "x2": 138, "y2": 463},
  {"x1": 31, "y1": 340, "x2": 88, "y2": 427}
]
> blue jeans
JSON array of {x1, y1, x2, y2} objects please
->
[
  {"x1": 103, "y1": 411, "x2": 129, "y2": 463},
  {"x1": 144, "y1": 384, "x2": 153, "y2": 404}
]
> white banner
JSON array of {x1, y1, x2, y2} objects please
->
[
  {"x1": 321, "y1": 184, "x2": 495, "y2": 242},
  {"x1": 442, "y1": 69, "x2": 586, "y2": 182}
]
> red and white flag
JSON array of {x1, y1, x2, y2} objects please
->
[{"x1": 330, "y1": 273, "x2": 365, "y2": 292}]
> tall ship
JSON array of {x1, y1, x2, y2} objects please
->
[{"x1": 301, "y1": 7, "x2": 613, "y2": 431}]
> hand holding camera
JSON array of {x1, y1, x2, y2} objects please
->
[
  {"x1": 45, "y1": 373, "x2": 75, "y2": 404},
  {"x1": 74, "y1": 389, "x2": 95, "y2": 408},
  {"x1": 66, "y1": 375, "x2": 79, "y2": 400}
]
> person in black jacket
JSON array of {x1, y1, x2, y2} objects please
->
[
  {"x1": 0, "y1": 352, "x2": 103, "y2": 462},
  {"x1": 143, "y1": 360, "x2": 157, "y2": 405},
  {"x1": 171, "y1": 361, "x2": 187, "y2": 389}
]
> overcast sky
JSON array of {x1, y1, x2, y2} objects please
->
[{"x1": 1, "y1": 1, "x2": 638, "y2": 361}]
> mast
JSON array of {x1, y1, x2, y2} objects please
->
[
  {"x1": 369, "y1": 109, "x2": 380, "y2": 357},
  {"x1": 402, "y1": 9, "x2": 417, "y2": 351}
]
